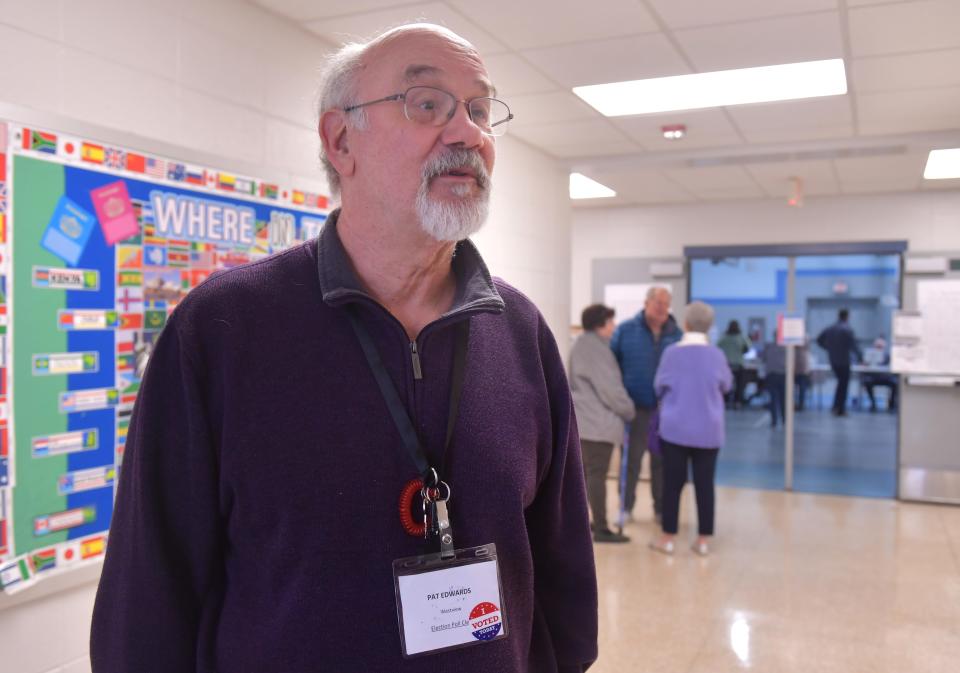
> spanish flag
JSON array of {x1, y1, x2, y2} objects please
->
[{"x1": 81, "y1": 142, "x2": 105, "y2": 164}]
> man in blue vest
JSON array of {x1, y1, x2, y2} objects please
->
[{"x1": 611, "y1": 286, "x2": 682, "y2": 523}]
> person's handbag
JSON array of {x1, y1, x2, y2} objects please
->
[{"x1": 647, "y1": 407, "x2": 662, "y2": 456}]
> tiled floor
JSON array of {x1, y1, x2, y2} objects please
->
[{"x1": 593, "y1": 485, "x2": 960, "y2": 672}]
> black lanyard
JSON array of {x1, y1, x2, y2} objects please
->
[{"x1": 346, "y1": 305, "x2": 469, "y2": 487}]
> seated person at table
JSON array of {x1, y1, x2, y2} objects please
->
[{"x1": 862, "y1": 337, "x2": 898, "y2": 412}]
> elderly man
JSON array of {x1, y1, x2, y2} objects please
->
[
  {"x1": 611, "y1": 286, "x2": 682, "y2": 523},
  {"x1": 91, "y1": 24, "x2": 597, "y2": 673}
]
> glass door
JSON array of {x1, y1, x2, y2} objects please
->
[
  {"x1": 689, "y1": 253, "x2": 900, "y2": 498},
  {"x1": 789, "y1": 254, "x2": 899, "y2": 497},
  {"x1": 689, "y1": 256, "x2": 791, "y2": 491}
]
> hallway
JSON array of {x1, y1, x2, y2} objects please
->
[{"x1": 594, "y1": 486, "x2": 960, "y2": 672}]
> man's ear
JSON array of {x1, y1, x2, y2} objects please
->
[{"x1": 319, "y1": 109, "x2": 356, "y2": 179}]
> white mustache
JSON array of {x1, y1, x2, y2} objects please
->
[{"x1": 422, "y1": 149, "x2": 490, "y2": 191}]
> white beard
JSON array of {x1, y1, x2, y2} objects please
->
[{"x1": 415, "y1": 181, "x2": 490, "y2": 242}]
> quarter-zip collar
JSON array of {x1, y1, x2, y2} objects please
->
[{"x1": 317, "y1": 208, "x2": 505, "y2": 321}]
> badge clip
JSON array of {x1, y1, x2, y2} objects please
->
[{"x1": 423, "y1": 481, "x2": 455, "y2": 559}]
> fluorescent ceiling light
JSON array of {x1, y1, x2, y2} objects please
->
[
  {"x1": 924, "y1": 148, "x2": 960, "y2": 179},
  {"x1": 573, "y1": 58, "x2": 847, "y2": 116},
  {"x1": 570, "y1": 173, "x2": 616, "y2": 199}
]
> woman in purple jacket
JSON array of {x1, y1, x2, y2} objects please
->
[{"x1": 649, "y1": 301, "x2": 732, "y2": 556}]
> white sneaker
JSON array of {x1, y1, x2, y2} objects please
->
[
  {"x1": 691, "y1": 541, "x2": 710, "y2": 556},
  {"x1": 648, "y1": 539, "x2": 675, "y2": 555}
]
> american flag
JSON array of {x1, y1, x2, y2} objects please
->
[
  {"x1": 105, "y1": 147, "x2": 125, "y2": 169},
  {"x1": 145, "y1": 158, "x2": 166, "y2": 179}
]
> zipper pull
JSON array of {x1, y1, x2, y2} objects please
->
[{"x1": 410, "y1": 341, "x2": 423, "y2": 380}]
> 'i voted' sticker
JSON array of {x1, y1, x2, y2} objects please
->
[{"x1": 469, "y1": 602, "x2": 502, "y2": 641}]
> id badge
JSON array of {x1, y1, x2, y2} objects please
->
[{"x1": 393, "y1": 543, "x2": 508, "y2": 657}]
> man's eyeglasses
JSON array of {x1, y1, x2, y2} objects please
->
[{"x1": 342, "y1": 86, "x2": 514, "y2": 137}]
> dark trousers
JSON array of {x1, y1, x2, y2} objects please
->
[
  {"x1": 795, "y1": 373, "x2": 810, "y2": 411},
  {"x1": 863, "y1": 375, "x2": 898, "y2": 410},
  {"x1": 767, "y1": 372, "x2": 786, "y2": 425},
  {"x1": 831, "y1": 364, "x2": 851, "y2": 413},
  {"x1": 729, "y1": 365, "x2": 747, "y2": 407},
  {"x1": 581, "y1": 439, "x2": 615, "y2": 530},
  {"x1": 624, "y1": 408, "x2": 662, "y2": 516},
  {"x1": 661, "y1": 439, "x2": 718, "y2": 536}
]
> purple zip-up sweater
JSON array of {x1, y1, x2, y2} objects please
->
[{"x1": 90, "y1": 210, "x2": 598, "y2": 673}]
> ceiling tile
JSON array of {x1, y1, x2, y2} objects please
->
[
  {"x1": 663, "y1": 165, "x2": 761, "y2": 192},
  {"x1": 857, "y1": 87, "x2": 960, "y2": 135},
  {"x1": 447, "y1": 0, "x2": 660, "y2": 50},
  {"x1": 508, "y1": 91, "x2": 601, "y2": 126},
  {"x1": 482, "y1": 54, "x2": 558, "y2": 96},
  {"x1": 521, "y1": 34, "x2": 690, "y2": 89},
  {"x1": 833, "y1": 153, "x2": 927, "y2": 182},
  {"x1": 304, "y1": 3, "x2": 509, "y2": 54},
  {"x1": 846, "y1": 0, "x2": 918, "y2": 5},
  {"x1": 743, "y1": 124, "x2": 854, "y2": 144},
  {"x1": 596, "y1": 169, "x2": 698, "y2": 204},
  {"x1": 571, "y1": 196, "x2": 639, "y2": 208},
  {"x1": 646, "y1": 0, "x2": 838, "y2": 31},
  {"x1": 840, "y1": 179, "x2": 922, "y2": 194},
  {"x1": 920, "y1": 177, "x2": 960, "y2": 191},
  {"x1": 727, "y1": 96, "x2": 853, "y2": 143},
  {"x1": 512, "y1": 120, "x2": 639, "y2": 158},
  {"x1": 744, "y1": 159, "x2": 839, "y2": 197},
  {"x1": 694, "y1": 186, "x2": 769, "y2": 201},
  {"x1": 849, "y1": 0, "x2": 960, "y2": 57},
  {"x1": 511, "y1": 119, "x2": 632, "y2": 147},
  {"x1": 674, "y1": 11, "x2": 843, "y2": 71},
  {"x1": 549, "y1": 142, "x2": 645, "y2": 159},
  {"x1": 251, "y1": 0, "x2": 413, "y2": 21},
  {"x1": 852, "y1": 49, "x2": 960, "y2": 93},
  {"x1": 611, "y1": 109, "x2": 744, "y2": 151}
]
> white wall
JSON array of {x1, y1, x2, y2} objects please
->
[
  {"x1": 572, "y1": 190, "x2": 960, "y2": 324},
  {"x1": 477, "y1": 136, "x2": 573, "y2": 358},
  {"x1": 0, "y1": 2, "x2": 572, "y2": 672}
]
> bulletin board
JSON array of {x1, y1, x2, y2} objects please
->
[
  {"x1": 0, "y1": 120, "x2": 331, "y2": 594},
  {"x1": 891, "y1": 279, "x2": 960, "y2": 376}
]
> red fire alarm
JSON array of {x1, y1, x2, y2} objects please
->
[{"x1": 661, "y1": 124, "x2": 686, "y2": 140}]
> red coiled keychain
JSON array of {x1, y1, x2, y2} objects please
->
[{"x1": 399, "y1": 478, "x2": 426, "y2": 537}]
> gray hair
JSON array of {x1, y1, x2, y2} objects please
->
[
  {"x1": 316, "y1": 42, "x2": 368, "y2": 198},
  {"x1": 646, "y1": 285, "x2": 672, "y2": 301},
  {"x1": 684, "y1": 301, "x2": 715, "y2": 334},
  {"x1": 316, "y1": 23, "x2": 478, "y2": 199}
]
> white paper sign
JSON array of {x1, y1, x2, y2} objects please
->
[
  {"x1": 916, "y1": 280, "x2": 960, "y2": 374},
  {"x1": 892, "y1": 342, "x2": 928, "y2": 373},
  {"x1": 893, "y1": 312, "x2": 924, "y2": 340}
]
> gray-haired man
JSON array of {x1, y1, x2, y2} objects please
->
[{"x1": 91, "y1": 23, "x2": 597, "y2": 673}]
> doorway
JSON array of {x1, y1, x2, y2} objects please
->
[{"x1": 687, "y1": 244, "x2": 904, "y2": 498}]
